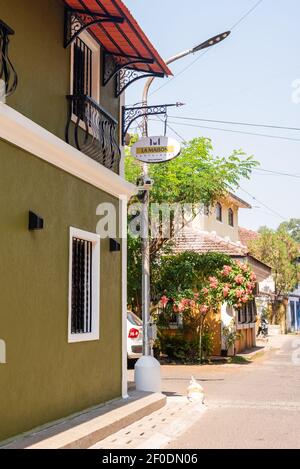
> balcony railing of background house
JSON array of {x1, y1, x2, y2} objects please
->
[
  {"x1": 66, "y1": 95, "x2": 121, "y2": 174},
  {"x1": 0, "y1": 19, "x2": 18, "y2": 100}
]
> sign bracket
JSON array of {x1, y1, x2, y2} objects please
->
[{"x1": 122, "y1": 103, "x2": 184, "y2": 146}]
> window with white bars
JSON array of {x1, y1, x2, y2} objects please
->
[{"x1": 68, "y1": 228, "x2": 100, "y2": 343}]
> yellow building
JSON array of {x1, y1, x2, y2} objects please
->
[{"x1": 173, "y1": 193, "x2": 271, "y2": 355}]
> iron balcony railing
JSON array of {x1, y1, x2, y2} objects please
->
[
  {"x1": 66, "y1": 95, "x2": 121, "y2": 173},
  {"x1": 0, "y1": 19, "x2": 18, "y2": 100}
]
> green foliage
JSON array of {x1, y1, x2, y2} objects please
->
[
  {"x1": 126, "y1": 136, "x2": 258, "y2": 311},
  {"x1": 222, "y1": 321, "x2": 240, "y2": 351},
  {"x1": 127, "y1": 235, "x2": 142, "y2": 312},
  {"x1": 250, "y1": 227, "x2": 299, "y2": 297},
  {"x1": 155, "y1": 253, "x2": 256, "y2": 363},
  {"x1": 125, "y1": 137, "x2": 258, "y2": 206},
  {"x1": 156, "y1": 253, "x2": 256, "y2": 311},
  {"x1": 159, "y1": 331, "x2": 214, "y2": 363},
  {"x1": 279, "y1": 218, "x2": 300, "y2": 243},
  {"x1": 153, "y1": 251, "x2": 232, "y2": 300},
  {"x1": 200, "y1": 331, "x2": 215, "y2": 359}
]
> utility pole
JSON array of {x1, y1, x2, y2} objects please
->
[
  {"x1": 140, "y1": 30, "x2": 231, "y2": 357},
  {"x1": 141, "y1": 161, "x2": 151, "y2": 356},
  {"x1": 135, "y1": 31, "x2": 231, "y2": 391}
]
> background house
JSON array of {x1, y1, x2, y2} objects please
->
[
  {"x1": 0, "y1": 0, "x2": 171, "y2": 442},
  {"x1": 173, "y1": 193, "x2": 271, "y2": 355}
]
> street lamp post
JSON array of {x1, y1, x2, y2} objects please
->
[
  {"x1": 142, "y1": 31, "x2": 230, "y2": 136},
  {"x1": 135, "y1": 31, "x2": 231, "y2": 392}
]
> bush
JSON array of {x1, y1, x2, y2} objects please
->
[
  {"x1": 201, "y1": 331, "x2": 214, "y2": 359},
  {"x1": 159, "y1": 331, "x2": 214, "y2": 362}
]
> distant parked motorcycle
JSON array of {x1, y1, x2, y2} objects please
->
[{"x1": 257, "y1": 317, "x2": 269, "y2": 338}]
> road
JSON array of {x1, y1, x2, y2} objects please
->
[{"x1": 164, "y1": 335, "x2": 300, "y2": 449}]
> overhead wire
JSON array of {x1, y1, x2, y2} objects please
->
[
  {"x1": 163, "y1": 120, "x2": 300, "y2": 143},
  {"x1": 149, "y1": 0, "x2": 264, "y2": 97},
  {"x1": 167, "y1": 116, "x2": 300, "y2": 132},
  {"x1": 239, "y1": 187, "x2": 287, "y2": 221}
]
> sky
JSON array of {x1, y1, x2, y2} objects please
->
[{"x1": 124, "y1": 0, "x2": 300, "y2": 231}]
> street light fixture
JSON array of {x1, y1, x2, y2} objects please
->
[
  {"x1": 135, "y1": 31, "x2": 231, "y2": 393},
  {"x1": 191, "y1": 31, "x2": 231, "y2": 53},
  {"x1": 142, "y1": 31, "x2": 231, "y2": 130}
]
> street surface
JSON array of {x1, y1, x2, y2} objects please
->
[
  {"x1": 167, "y1": 335, "x2": 300, "y2": 449},
  {"x1": 96, "y1": 335, "x2": 300, "y2": 449}
]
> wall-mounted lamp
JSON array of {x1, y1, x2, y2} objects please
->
[
  {"x1": 109, "y1": 238, "x2": 120, "y2": 252},
  {"x1": 29, "y1": 211, "x2": 44, "y2": 231}
]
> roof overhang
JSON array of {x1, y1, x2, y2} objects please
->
[
  {"x1": 225, "y1": 192, "x2": 252, "y2": 209},
  {"x1": 63, "y1": 0, "x2": 172, "y2": 95},
  {"x1": 232, "y1": 254, "x2": 272, "y2": 282}
]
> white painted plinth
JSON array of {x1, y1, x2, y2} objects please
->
[{"x1": 135, "y1": 356, "x2": 161, "y2": 393}]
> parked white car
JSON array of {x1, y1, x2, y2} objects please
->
[{"x1": 127, "y1": 311, "x2": 143, "y2": 361}]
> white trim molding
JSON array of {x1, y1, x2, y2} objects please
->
[
  {"x1": 120, "y1": 195, "x2": 129, "y2": 399},
  {"x1": 0, "y1": 104, "x2": 136, "y2": 199},
  {"x1": 68, "y1": 227, "x2": 100, "y2": 344}
]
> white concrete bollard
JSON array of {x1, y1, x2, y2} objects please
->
[{"x1": 135, "y1": 355, "x2": 161, "y2": 393}]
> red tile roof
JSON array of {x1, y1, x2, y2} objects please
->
[
  {"x1": 238, "y1": 227, "x2": 259, "y2": 248},
  {"x1": 172, "y1": 228, "x2": 272, "y2": 281},
  {"x1": 173, "y1": 228, "x2": 248, "y2": 257}
]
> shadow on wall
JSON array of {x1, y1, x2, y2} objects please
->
[{"x1": 0, "y1": 339, "x2": 6, "y2": 364}]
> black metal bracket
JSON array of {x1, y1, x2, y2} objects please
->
[
  {"x1": 29, "y1": 211, "x2": 44, "y2": 231},
  {"x1": 116, "y1": 69, "x2": 164, "y2": 98},
  {"x1": 102, "y1": 51, "x2": 154, "y2": 87},
  {"x1": 109, "y1": 238, "x2": 121, "y2": 252},
  {"x1": 122, "y1": 103, "x2": 180, "y2": 145},
  {"x1": 0, "y1": 19, "x2": 17, "y2": 99},
  {"x1": 64, "y1": 8, "x2": 124, "y2": 48}
]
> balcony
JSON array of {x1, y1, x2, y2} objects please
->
[
  {"x1": 0, "y1": 19, "x2": 18, "y2": 100},
  {"x1": 66, "y1": 95, "x2": 121, "y2": 174}
]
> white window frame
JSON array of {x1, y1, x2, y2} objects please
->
[
  {"x1": 70, "y1": 30, "x2": 101, "y2": 126},
  {"x1": 68, "y1": 227, "x2": 100, "y2": 343}
]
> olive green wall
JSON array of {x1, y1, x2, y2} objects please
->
[
  {"x1": 0, "y1": 139, "x2": 122, "y2": 442},
  {"x1": 0, "y1": 0, "x2": 120, "y2": 141}
]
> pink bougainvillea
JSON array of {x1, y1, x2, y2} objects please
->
[
  {"x1": 209, "y1": 277, "x2": 218, "y2": 289},
  {"x1": 160, "y1": 295, "x2": 169, "y2": 308},
  {"x1": 160, "y1": 260, "x2": 256, "y2": 318},
  {"x1": 235, "y1": 274, "x2": 244, "y2": 285},
  {"x1": 222, "y1": 265, "x2": 232, "y2": 276}
]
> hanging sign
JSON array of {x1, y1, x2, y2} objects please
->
[{"x1": 131, "y1": 136, "x2": 181, "y2": 164}]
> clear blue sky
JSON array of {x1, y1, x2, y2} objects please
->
[{"x1": 125, "y1": 0, "x2": 300, "y2": 231}]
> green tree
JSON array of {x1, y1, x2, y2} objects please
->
[
  {"x1": 154, "y1": 252, "x2": 256, "y2": 362},
  {"x1": 126, "y1": 136, "x2": 258, "y2": 310},
  {"x1": 126, "y1": 137, "x2": 256, "y2": 208},
  {"x1": 153, "y1": 251, "x2": 232, "y2": 300},
  {"x1": 279, "y1": 218, "x2": 300, "y2": 243},
  {"x1": 249, "y1": 227, "x2": 299, "y2": 325}
]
